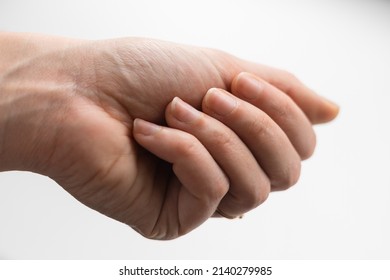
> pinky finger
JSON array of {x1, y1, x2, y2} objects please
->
[{"x1": 132, "y1": 118, "x2": 229, "y2": 235}]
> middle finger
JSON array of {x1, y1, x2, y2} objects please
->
[{"x1": 202, "y1": 88, "x2": 301, "y2": 191}]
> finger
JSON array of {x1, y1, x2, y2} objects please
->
[
  {"x1": 226, "y1": 58, "x2": 339, "y2": 124},
  {"x1": 133, "y1": 118, "x2": 228, "y2": 235},
  {"x1": 202, "y1": 88, "x2": 301, "y2": 191},
  {"x1": 231, "y1": 72, "x2": 316, "y2": 160},
  {"x1": 215, "y1": 53, "x2": 339, "y2": 124},
  {"x1": 165, "y1": 97, "x2": 270, "y2": 218}
]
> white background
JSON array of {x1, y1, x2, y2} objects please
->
[{"x1": 0, "y1": 0, "x2": 389, "y2": 259}]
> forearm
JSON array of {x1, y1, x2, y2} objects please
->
[
  {"x1": 0, "y1": 32, "x2": 79, "y2": 173},
  {"x1": 0, "y1": 32, "x2": 85, "y2": 75},
  {"x1": 0, "y1": 32, "x2": 50, "y2": 74},
  {"x1": 0, "y1": 32, "x2": 19, "y2": 170},
  {"x1": 0, "y1": 32, "x2": 31, "y2": 74},
  {"x1": 0, "y1": 77, "x2": 46, "y2": 172}
]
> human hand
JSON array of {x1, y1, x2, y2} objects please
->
[{"x1": 0, "y1": 33, "x2": 338, "y2": 239}]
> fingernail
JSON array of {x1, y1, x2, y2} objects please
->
[
  {"x1": 171, "y1": 97, "x2": 201, "y2": 123},
  {"x1": 236, "y1": 72, "x2": 264, "y2": 100},
  {"x1": 205, "y1": 88, "x2": 238, "y2": 117},
  {"x1": 134, "y1": 118, "x2": 161, "y2": 136}
]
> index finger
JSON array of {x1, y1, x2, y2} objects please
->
[{"x1": 237, "y1": 63, "x2": 339, "y2": 124}]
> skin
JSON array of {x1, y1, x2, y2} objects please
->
[{"x1": 0, "y1": 32, "x2": 338, "y2": 239}]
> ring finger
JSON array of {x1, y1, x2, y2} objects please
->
[{"x1": 165, "y1": 97, "x2": 270, "y2": 217}]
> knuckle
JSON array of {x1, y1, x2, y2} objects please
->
[
  {"x1": 211, "y1": 128, "x2": 234, "y2": 149},
  {"x1": 247, "y1": 112, "x2": 270, "y2": 138},
  {"x1": 238, "y1": 180, "x2": 271, "y2": 211},
  {"x1": 300, "y1": 131, "x2": 317, "y2": 160},
  {"x1": 274, "y1": 98, "x2": 292, "y2": 122},
  {"x1": 272, "y1": 159, "x2": 301, "y2": 190},
  {"x1": 250, "y1": 183, "x2": 270, "y2": 208},
  {"x1": 174, "y1": 133, "x2": 200, "y2": 158},
  {"x1": 279, "y1": 70, "x2": 300, "y2": 96},
  {"x1": 139, "y1": 227, "x2": 178, "y2": 241},
  {"x1": 172, "y1": 131, "x2": 229, "y2": 200},
  {"x1": 210, "y1": 175, "x2": 230, "y2": 201},
  {"x1": 281, "y1": 70, "x2": 298, "y2": 82}
]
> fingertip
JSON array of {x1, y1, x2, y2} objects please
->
[
  {"x1": 231, "y1": 72, "x2": 247, "y2": 93},
  {"x1": 324, "y1": 97, "x2": 340, "y2": 120},
  {"x1": 202, "y1": 88, "x2": 238, "y2": 118},
  {"x1": 231, "y1": 72, "x2": 257, "y2": 91},
  {"x1": 164, "y1": 98, "x2": 175, "y2": 122},
  {"x1": 133, "y1": 118, "x2": 162, "y2": 136},
  {"x1": 168, "y1": 97, "x2": 202, "y2": 124},
  {"x1": 313, "y1": 98, "x2": 340, "y2": 124}
]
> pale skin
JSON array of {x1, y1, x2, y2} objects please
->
[{"x1": 0, "y1": 32, "x2": 339, "y2": 239}]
